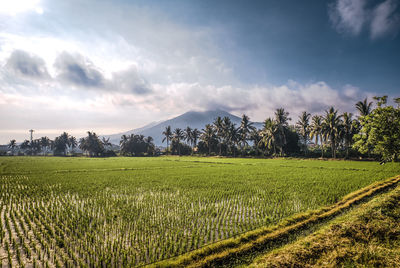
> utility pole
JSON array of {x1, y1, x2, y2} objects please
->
[{"x1": 29, "y1": 129, "x2": 34, "y2": 143}]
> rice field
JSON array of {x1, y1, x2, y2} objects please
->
[{"x1": 0, "y1": 156, "x2": 399, "y2": 267}]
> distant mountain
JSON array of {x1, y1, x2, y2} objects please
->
[{"x1": 106, "y1": 110, "x2": 263, "y2": 146}]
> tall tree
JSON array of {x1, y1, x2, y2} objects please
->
[
  {"x1": 201, "y1": 124, "x2": 216, "y2": 156},
  {"x1": 40, "y1": 136, "x2": 51, "y2": 156},
  {"x1": 309, "y1": 115, "x2": 324, "y2": 157},
  {"x1": 238, "y1": 114, "x2": 255, "y2": 155},
  {"x1": 79, "y1": 132, "x2": 104, "y2": 157},
  {"x1": 8, "y1": 139, "x2": 17, "y2": 155},
  {"x1": 296, "y1": 111, "x2": 311, "y2": 155},
  {"x1": 184, "y1": 126, "x2": 193, "y2": 147},
  {"x1": 227, "y1": 123, "x2": 239, "y2": 156},
  {"x1": 30, "y1": 139, "x2": 42, "y2": 155},
  {"x1": 341, "y1": 112, "x2": 357, "y2": 159},
  {"x1": 69, "y1": 136, "x2": 77, "y2": 155},
  {"x1": 354, "y1": 99, "x2": 400, "y2": 162},
  {"x1": 261, "y1": 118, "x2": 279, "y2": 155},
  {"x1": 274, "y1": 108, "x2": 291, "y2": 156},
  {"x1": 145, "y1": 136, "x2": 155, "y2": 156},
  {"x1": 355, "y1": 98, "x2": 373, "y2": 117},
  {"x1": 162, "y1": 126, "x2": 173, "y2": 155},
  {"x1": 191, "y1": 128, "x2": 201, "y2": 153},
  {"x1": 53, "y1": 132, "x2": 70, "y2": 156},
  {"x1": 213, "y1": 116, "x2": 224, "y2": 155},
  {"x1": 102, "y1": 137, "x2": 112, "y2": 149},
  {"x1": 323, "y1": 107, "x2": 342, "y2": 158},
  {"x1": 173, "y1": 128, "x2": 184, "y2": 156},
  {"x1": 20, "y1": 140, "x2": 30, "y2": 153},
  {"x1": 395, "y1": 97, "x2": 400, "y2": 108},
  {"x1": 249, "y1": 129, "x2": 262, "y2": 156}
]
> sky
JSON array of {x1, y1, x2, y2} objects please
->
[{"x1": 0, "y1": 0, "x2": 399, "y2": 143}]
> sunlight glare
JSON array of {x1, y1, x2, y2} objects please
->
[{"x1": 0, "y1": 0, "x2": 42, "y2": 16}]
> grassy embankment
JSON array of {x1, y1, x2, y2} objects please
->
[{"x1": 251, "y1": 184, "x2": 400, "y2": 267}]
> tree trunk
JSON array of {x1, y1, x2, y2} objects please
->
[
  {"x1": 320, "y1": 134, "x2": 324, "y2": 158},
  {"x1": 167, "y1": 139, "x2": 169, "y2": 155}
]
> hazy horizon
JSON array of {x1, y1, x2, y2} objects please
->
[{"x1": 1, "y1": 0, "x2": 399, "y2": 144}]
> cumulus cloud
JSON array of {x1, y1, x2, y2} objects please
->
[
  {"x1": 5, "y1": 50, "x2": 50, "y2": 79},
  {"x1": 111, "y1": 66, "x2": 152, "y2": 95},
  {"x1": 148, "y1": 81, "x2": 371, "y2": 122},
  {"x1": 54, "y1": 52, "x2": 105, "y2": 88},
  {"x1": 329, "y1": 0, "x2": 400, "y2": 39},
  {"x1": 371, "y1": 0, "x2": 400, "y2": 38}
]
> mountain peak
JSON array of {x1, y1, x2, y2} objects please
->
[{"x1": 106, "y1": 110, "x2": 262, "y2": 146}]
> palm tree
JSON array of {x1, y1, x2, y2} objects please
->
[
  {"x1": 239, "y1": 114, "x2": 255, "y2": 155},
  {"x1": 60, "y1": 132, "x2": 70, "y2": 156},
  {"x1": 249, "y1": 129, "x2": 262, "y2": 156},
  {"x1": 102, "y1": 137, "x2": 112, "y2": 150},
  {"x1": 274, "y1": 108, "x2": 291, "y2": 156},
  {"x1": 191, "y1": 128, "x2": 201, "y2": 153},
  {"x1": 227, "y1": 123, "x2": 239, "y2": 156},
  {"x1": 201, "y1": 124, "x2": 216, "y2": 155},
  {"x1": 213, "y1": 116, "x2": 224, "y2": 155},
  {"x1": 342, "y1": 112, "x2": 356, "y2": 159},
  {"x1": 394, "y1": 97, "x2": 400, "y2": 108},
  {"x1": 145, "y1": 136, "x2": 155, "y2": 155},
  {"x1": 296, "y1": 111, "x2": 311, "y2": 155},
  {"x1": 184, "y1": 126, "x2": 193, "y2": 147},
  {"x1": 81, "y1": 131, "x2": 104, "y2": 157},
  {"x1": 173, "y1": 128, "x2": 184, "y2": 156},
  {"x1": 40, "y1": 136, "x2": 51, "y2": 156},
  {"x1": 162, "y1": 126, "x2": 173, "y2": 155},
  {"x1": 69, "y1": 136, "x2": 77, "y2": 155},
  {"x1": 79, "y1": 137, "x2": 87, "y2": 156},
  {"x1": 323, "y1": 107, "x2": 342, "y2": 158},
  {"x1": 310, "y1": 115, "x2": 324, "y2": 158},
  {"x1": 260, "y1": 118, "x2": 279, "y2": 155},
  {"x1": 355, "y1": 98, "x2": 373, "y2": 117},
  {"x1": 8, "y1": 139, "x2": 17, "y2": 155},
  {"x1": 20, "y1": 140, "x2": 30, "y2": 154}
]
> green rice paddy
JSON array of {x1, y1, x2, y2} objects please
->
[{"x1": 0, "y1": 156, "x2": 399, "y2": 267}]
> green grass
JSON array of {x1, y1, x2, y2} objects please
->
[
  {"x1": 0, "y1": 156, "x2": 399, "y2": 266},
  {"x1": 251, "y1": 184, "x2": 400, "y2": 267}
]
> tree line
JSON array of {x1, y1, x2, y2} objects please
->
[
  {"x1": 7, "y1": 131, "x2": 156, "y2": 157},
  {"x1": 5, "y1": 96, "x2": 400, "y2": 161},
  {"x1": 161, "y1": 96, "x2": 400, "y2": 162}
]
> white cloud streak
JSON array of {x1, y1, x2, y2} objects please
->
[
  {"x1": 329, "y1": 0, "x2": 400, "y2": 39},
  {"x1": 371, "y1": 0, "x2": 400, "y2": 38}
]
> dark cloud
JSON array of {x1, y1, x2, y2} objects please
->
[
  {"x1": 5, "y1": 50, "x2": 50, "y2": 79},
  {"x1": 112, "y1": 66, "x2": 152, "y2": 95},
  {"x1": 54, "y1": 52, "x2": 105, "y2": 87}
]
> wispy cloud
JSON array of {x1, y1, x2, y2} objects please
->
[
  {"x1": 329, "y1": 0, "x2": 400, "y2": 39},
  {"x1": 371, "y1": 0, "x2": 400, "y2": 38},
  {"x1": 329, "y1": 0, "x2": 367, "y2": 35}
]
